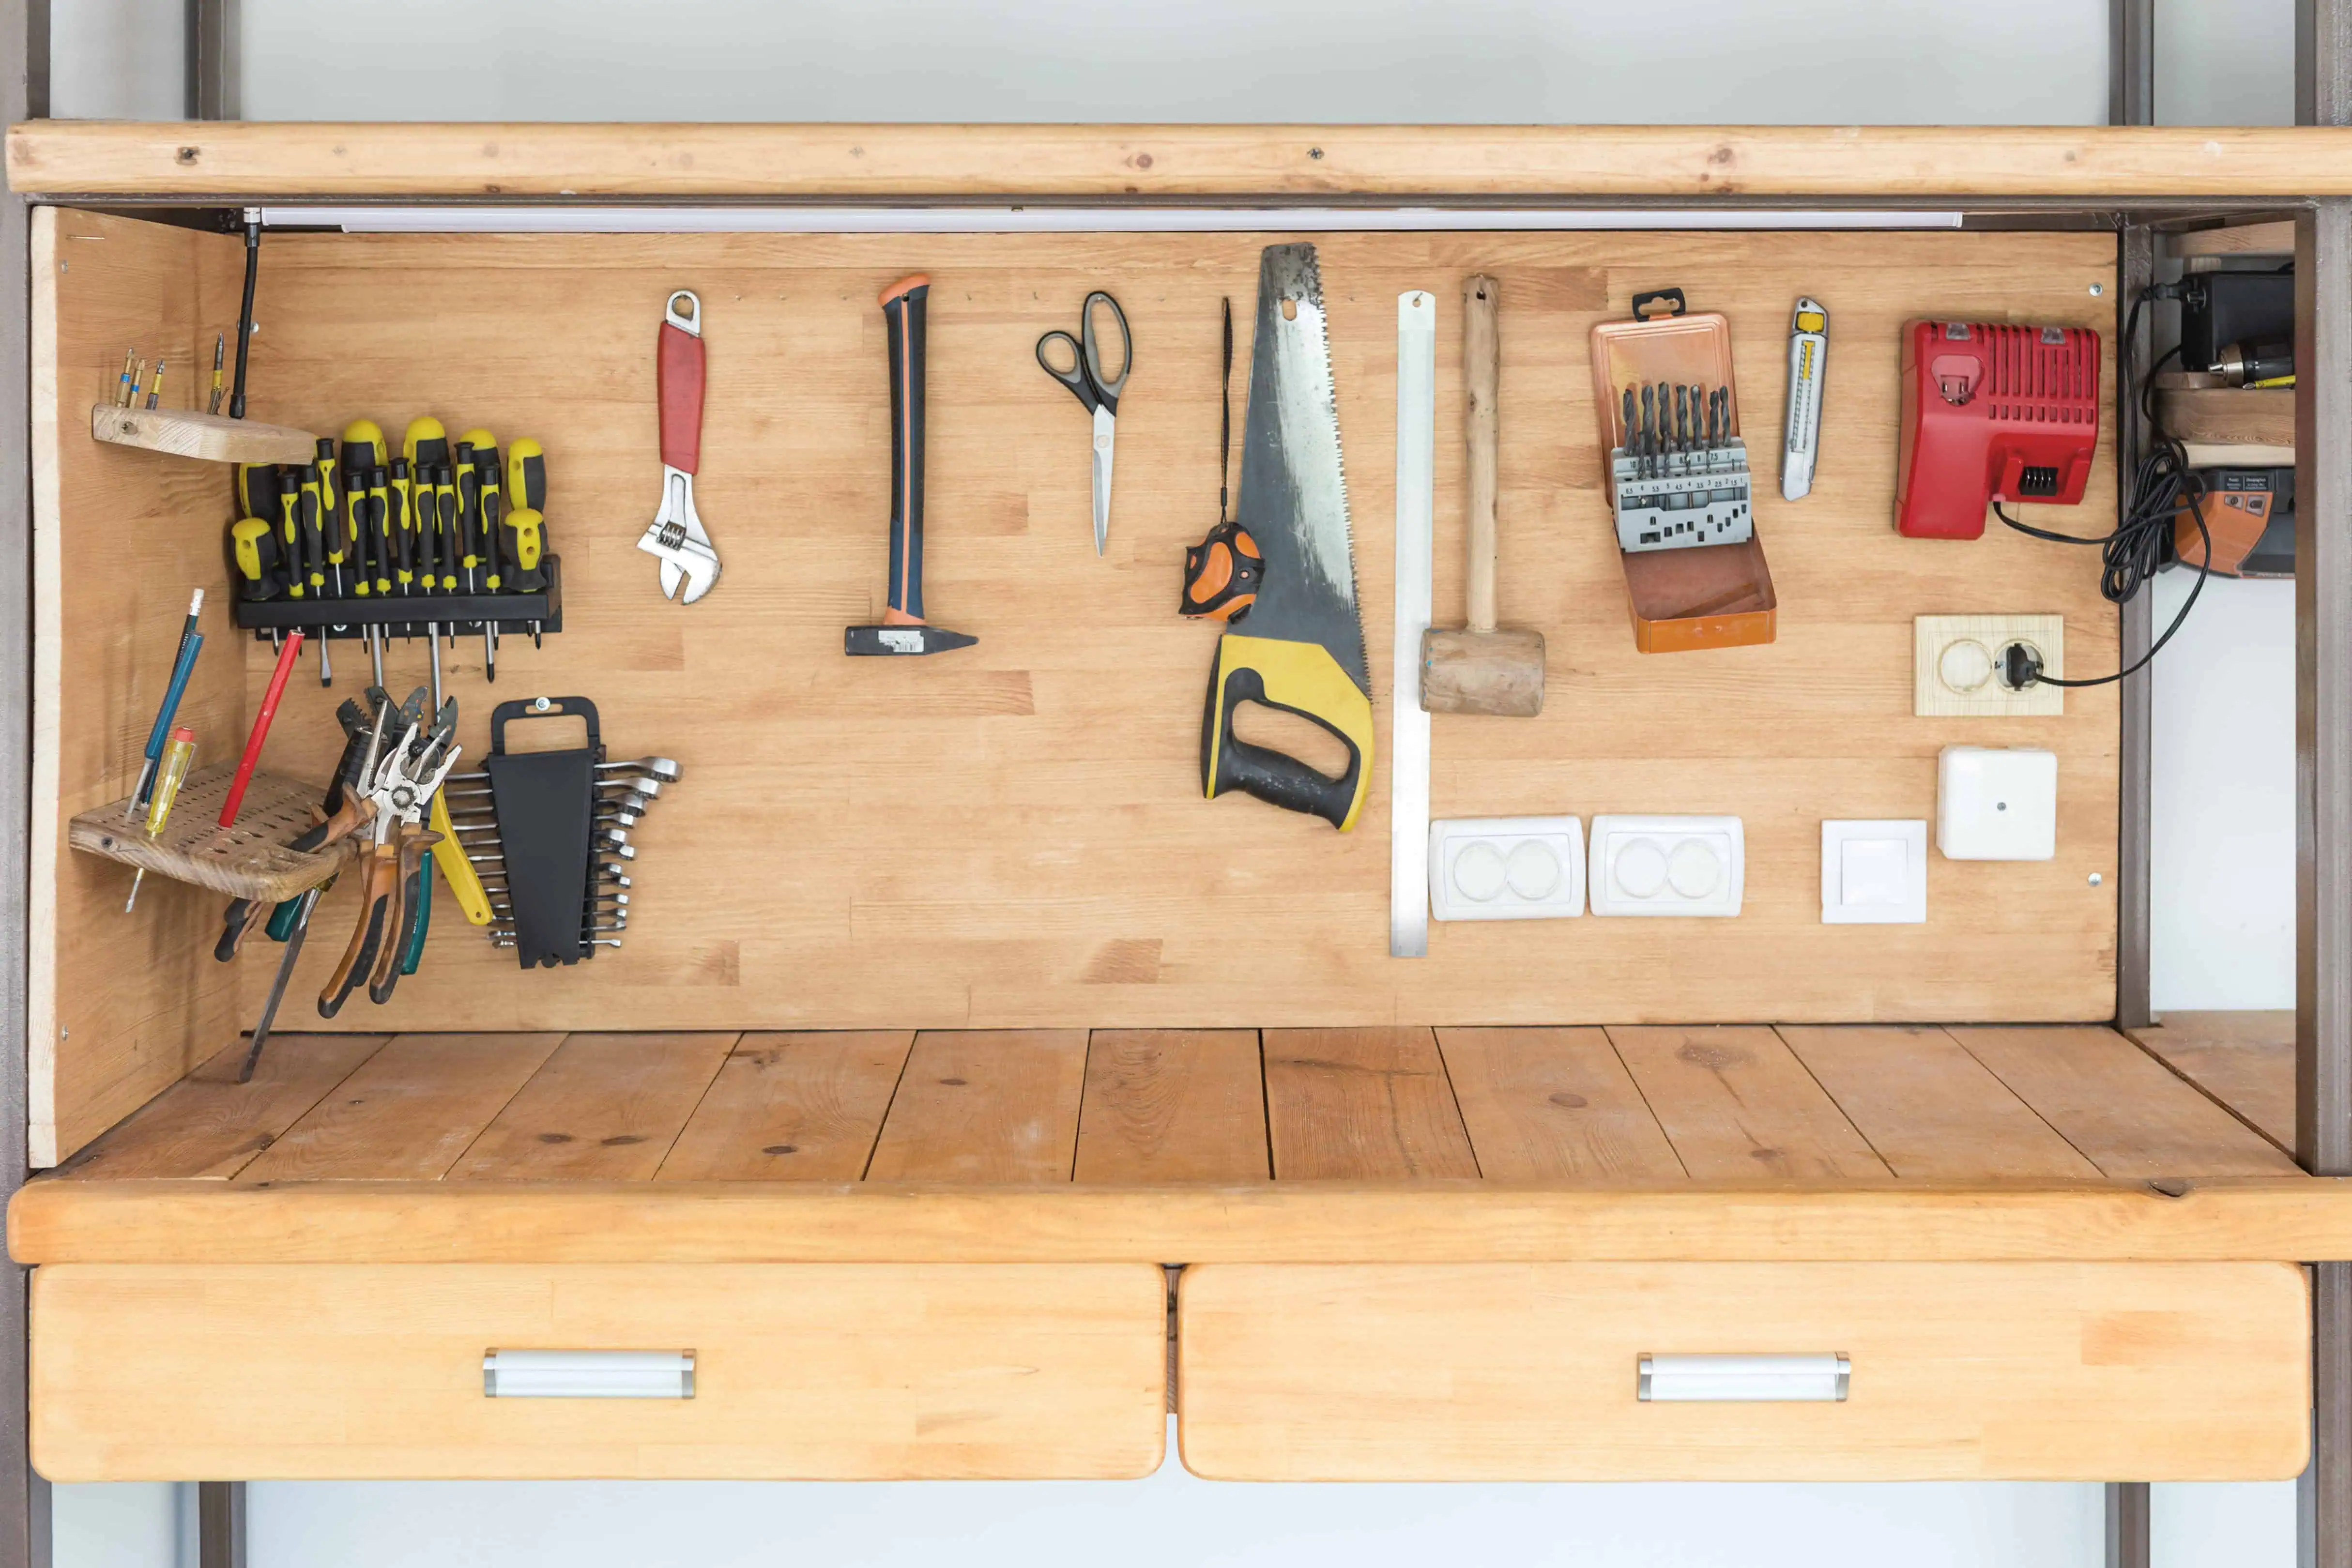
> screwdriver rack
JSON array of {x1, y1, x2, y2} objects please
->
[
  {"x1": 66, "y1": 766, "x2": 353, "y2": 902},
  {"x1": 230, "y1": 554, "x2": 565, "y2": 642}
]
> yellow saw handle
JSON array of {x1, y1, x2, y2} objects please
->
[
  {"x1": 1200, "y1": 634, "x2": 1374, "y2": 832},
  {"x1": 427, "y1": 791, "x2": 494, "y2": 926}
]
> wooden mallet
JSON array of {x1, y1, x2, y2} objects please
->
[{"x1": 1421, "y1": 275, "x2": 1545, "y2": 716}]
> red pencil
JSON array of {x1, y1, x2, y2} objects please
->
[{"x1": 218, "y1": 630, "x2": 305, "y2": 828}]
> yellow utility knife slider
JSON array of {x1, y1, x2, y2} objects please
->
[{"x1": 1199, "y1": 243, "x2": 1374, "y2": 832}]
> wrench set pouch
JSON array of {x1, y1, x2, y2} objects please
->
[
  {"x1": 451, "y1": 696, "x2": 673, "y2": 967},
  {"x1": 1588, "y1": 287, "x2": 1778, "y2": 654}
]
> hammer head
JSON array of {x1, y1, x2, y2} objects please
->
[
  {"x1": 1420, "y1": 626, "x2": 1546, "y2": 717},
  {"x1": 846, "y1": 624, "x2": 977, "y2": 656}
]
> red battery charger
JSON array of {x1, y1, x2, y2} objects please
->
[{"x1": 1894, "y1": 320, "x2": 2102, "y2": 539}]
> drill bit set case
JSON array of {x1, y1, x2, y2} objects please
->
[
  {"x1": 20, "y1": 117, "x2": 2350, "y2": 1496},
  {"x1": 1588, "y1": 288, "x2": 1778, "y2": 653}
]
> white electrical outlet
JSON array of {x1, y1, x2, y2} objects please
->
[
  {"x1": 1914, "y1": 614, "x2": 2065, "y2": 716},
  {"x1": 1428, "y1": 817, "x2": 1585, "y2": 921},
  {"x1": 1588, "y1": 815, "x2": 1743, "y2": 917}
]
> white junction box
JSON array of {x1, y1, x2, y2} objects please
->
[
  {"x1": 1937, "y1": 746, "x2": 2058, "y2": 860},
  {"x1": 1588, "y1": 815, "x2": 1743, "y2": 917},
  {"x1": 1821, "y1": 820, "x2": 1928, "y2": 924},
  {"x1": 1913, "y1": 614, "x2": 2065, "y2": 717},
  {"x1": 1428, "y1": 817, "x2": 1586, "y2": 921}
]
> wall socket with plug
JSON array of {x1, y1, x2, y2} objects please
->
[{"x1": 1913, "y1": 614, "x2": 2065, "y2": 716}]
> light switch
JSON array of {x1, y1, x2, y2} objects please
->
[
  {"x1": 1937, "y1": 746, "x2": 2058, "y2": 861},
  {"x1": 1822, "y1": 820, "x2": 1927, "y2": 924},
  {"x1": 1589, "y1": 815, "x2": 1743, "y2": 917},
  {"x1": 1428, "y1": 817, "x2": 1585, "y2": 921}
]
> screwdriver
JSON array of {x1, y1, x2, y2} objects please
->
[
  {"x1": 506, "y1": 439, "x2": 549, "y2": 646},
  {"x1": 472, "y1": 445, "x2": 503, "y2": 681},
  {"x1": 397, "y1": 460, "x2": 444, "y2": 710},
  {"x1": 208, "y1": 335, "x2": 225, "y2": 416},
  {"x1": 295, "y1": 467, "x2": 331, "y2": 686},
  {"x1": 124, "y1": 725, "x2": 197, "y2": 911}
]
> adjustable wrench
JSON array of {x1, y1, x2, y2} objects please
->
[{"x1": 638, "y1": 290, "x2": 722, "y2": 603}]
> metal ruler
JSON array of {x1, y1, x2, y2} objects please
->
[{"x1": 1390, "y1": 290, "x2": 1436, "y2": 958}]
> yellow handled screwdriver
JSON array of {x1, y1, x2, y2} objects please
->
[{"x1": 124, "y1": 726, "x2": 197, "y2": 912}]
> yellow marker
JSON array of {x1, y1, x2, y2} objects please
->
[{"x1": 124, "y1": 726, "x2": 197, "y2": 912}]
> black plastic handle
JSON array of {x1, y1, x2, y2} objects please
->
[
  {"x1": 1201, "y1": 665, "x2": 1363, "y2": 831},
  {"x1": 490, "y1": 693, "x2": 602, "y2": 758},
  {"x1": 880, "y1": 276, "x2": 930, "y2": 622},
  {"x1": 1632, "y1": 287, "x2": 1688, "y2": 320}
]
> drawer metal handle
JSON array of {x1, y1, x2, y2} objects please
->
[
  {"x1": 482, "y1": 1349, "x2": 696, "y2": 1400},
  {"x1": 1637, "y1": 1353, "x2": 1848, "y2": 1403}
]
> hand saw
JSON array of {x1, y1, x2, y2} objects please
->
[{"x1": 1201, "y1": 244, "x2": 1375, "y2": 831}]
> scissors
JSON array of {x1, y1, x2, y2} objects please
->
[{"x1": 1036, "y1": 290, "x2": 1131, "y2": 556}]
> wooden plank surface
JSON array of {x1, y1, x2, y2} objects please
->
[
  {"x1": 218, "y1": 228, "x2": 2120, "y2": 1035},
  {"x1": 1436, "y1": 1026, "x2": 1683, "y2": 1181},
  {"x1": 236, "y1": 1034, "x2": 564, "y2": 1182},
  {"x1": 1608, "y1": 1025, "x2": 1890, "y2": 1181},
  {"x1": 865, "y1": 1030, "x2": 1087, "y2": 1183},
  {"x1": 32, "y1": 1262, "x2": 1168, "y2": 1481},
  {"x1": 446, "y1": 1034, "x2": 736, "y2": 1181},
  {"x1": 1263, "y1": 1027, "x2": 1478, "y2": 1180},
  {"x1": 31, "y1": 207, "x2": 250, "y2": 1165},
  {"x1": 1950, "y1": 1025, "x2": 2301, "y2": 1178},
  {"x1": 2156, "y1": 387, "x2": 2295, "y2": 446},
  {"x1": 2124, "y1": 1011, "x2": 2294, "y2": 1150},
  {"x1": 56, "y1": 1035, "x2": 387, "y2": 1182},
  {"x1": 15, "y1": 1177, "x2": 2352, "y2": 1266},
  {"x1": 1777, "y1": 1024, "x2": 2101, "y2": 1180},
  {"x1": 86, "y1": 403, "x2": 317, "y2": 463},
  {"x1": 1178, "y1": 1261, "x2": 2311, "y2": 1480},
  {"x1": 2173, "y1": 220, "x2": 2299, "y2": 257},
  {"x1": 1074, "y1": 1030, "x2": 1268, "y2": 1183},
  {"x1": 657, "y1": 1031, "x2": 913, "y2": 1181},
  {"x1": 14, "y1": 122, "x2": 2352, "y2": 198}
]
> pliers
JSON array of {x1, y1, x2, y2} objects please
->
[{"x1": 319, "y1": 713, "x2": 460, "y2": 1017}]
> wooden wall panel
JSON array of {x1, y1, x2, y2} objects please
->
[
  {"x1": 194, "y1": 228, "x2": 2116, "y2": 1034},
  {"x1": 33, "y1": 209, "x2": 250, "y2": 1164}
]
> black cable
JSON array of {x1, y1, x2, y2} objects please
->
[{"x1": 1991, "y1": 281, "x2": 2210, "y2": 689}]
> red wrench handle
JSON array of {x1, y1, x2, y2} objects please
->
[{"x1": 658, "y1": 319, "x2": 704, "y2": 475}]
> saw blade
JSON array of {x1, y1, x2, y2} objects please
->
[{"x1": 1234, "y1": 243, "x2": 1368, "y2": 692}]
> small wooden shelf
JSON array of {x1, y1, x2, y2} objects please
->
[
  {"x1": 2159, "y1": 386, "x2": 2295, "y2": 450},
  {"x1": 66, "y1": 765, "x2": 348, "y2": 903},
  {"x1": 89, "y1": 403, "x2": 316, "y2": 465}
]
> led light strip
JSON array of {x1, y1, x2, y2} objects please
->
[{"x1": 263, "y1": 206, "x2": 1963, "y2": 235}]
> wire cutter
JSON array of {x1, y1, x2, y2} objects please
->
[
  {"x1": 1036, "y1": 290, "x2": 1130, "y2": 556},
  {"x1": 319, "y1": 714, "x2": 460, "y2": 1017}
]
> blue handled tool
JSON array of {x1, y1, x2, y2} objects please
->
[{"x1": 127, "y1": 591, "x2": 205, "y2": 817}]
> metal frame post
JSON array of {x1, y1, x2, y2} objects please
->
[
  {"x1": 2109, "y1": 1, "x2": 2157, "y2": 1556},
  {"x1": 2299, "y1": 3, "x2": 2352, "y2": 1565},
  {"x1": 0, "y1": 0, "x2": 46, "y2": 1563}
]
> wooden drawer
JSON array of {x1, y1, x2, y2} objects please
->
[
  {"x1": 31, "y1": 1263, "x2": 1167, "y2": 1481},
  {"x1": 1177, "y1": 1262, "x2": 2310, "y2": 1481}
]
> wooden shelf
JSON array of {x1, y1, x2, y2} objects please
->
[
  {"x1": 19, "y1": 1022, "x2": 2343, "y2": 1266},
  {"x1": 89, "y1": 403, "x2": 316, "y2": 465},
  {"x1": 12, "y1": 122, "x2": 2352, "y2": 200},
  {"x1": 2159, "y1": 386, "x2": 2296, "y2": 449},
  {"x1": 66, "y1": 765, "x2": 348, "y2": 903}
]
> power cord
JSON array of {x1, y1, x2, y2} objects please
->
[{"x1": 1987, "y1": 281, "x2": 2211, "y2": 690}]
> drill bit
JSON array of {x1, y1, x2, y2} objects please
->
[
  {"x1": 208, "y1": 334, "x2": 225, "y2": 415},
  {"x1": 143, "y1": 360, "x2": 164, "y2": 411},
  {"x1": 1639, "y1": 384, "x2": 1655, "y2": 479},
  {"x1": 115, "y1": 350, "x2": 138, "y2": 408}
]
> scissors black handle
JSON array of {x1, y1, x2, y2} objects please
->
[{"x1": 1036, "y1": 290, "x2": 1130, "y2": 417}]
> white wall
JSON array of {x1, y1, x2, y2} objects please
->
[{"x1": 43, "y1": 0, "x2": 2308, "y2": 1564}]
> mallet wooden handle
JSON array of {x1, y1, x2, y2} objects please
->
[{"x1": 1463, "y1": 275, "x2": 1500, "y2": 635}]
